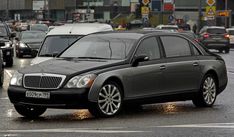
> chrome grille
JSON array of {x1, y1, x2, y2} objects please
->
[{"x1": 23, "y1": 73, "x2": 66, "y2": 89}]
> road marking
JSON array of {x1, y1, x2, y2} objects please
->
[
  {"x1": 0, "y1": 97, "x2": 9, "y2": 100},
  {"x1": 0, "y1": 129, "x2": 149, "y2": 134},
  {"x1": 157, "y1": 123, "x2": 234, "y2": 128},
  {"x1": 5, "y1": 70, "x2": 13, "y2": 78}
]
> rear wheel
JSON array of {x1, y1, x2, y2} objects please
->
[
  {"x1": 88, "y1": 81, "x2": 123, "y2": 117},
  {"x1": 14, "y1": 105, "x2": 46, "y2": 118},
  {"x1": 192, "y1": 74, "x2": 217, "y2": 107}
]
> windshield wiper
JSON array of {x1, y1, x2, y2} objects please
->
[{"x1": 76, "y1": 57, "x2": 110, "y2": 60}]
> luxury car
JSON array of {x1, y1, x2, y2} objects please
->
[
  {"x1": 15, "y1": 31, "x2": 46, "y2": 58},
  {"x1": 8, "y1": 31, "x2": 228, "y2": 118},
  {"x1": 199, "y1": 26, "x2": 230, "y2": 53},
  {"x1": 0, "y1": 22, "x2": 15, "y2": 67},
  {"x1": 30, "y1": 23, "x2": 113, "y2": 65}
]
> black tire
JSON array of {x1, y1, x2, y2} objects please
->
[
  {"x1": 192, "y1": 74, "x2": 217, "y2": 107},
  {"x1": 6, "y1": 58, "x2": 13, "y2": 67},
  {"x1": 88, "y1": 81, "x2": 123, "y2": 117},
  {"x1": 0, "y1": 70, "x2": 4, "y2": 87},
  {"x1": 14, "y1": 105, "x2": 46, "y2": 118},
  {"x1": 225, "y1": 48, "x2": 230, "y2": 54}
]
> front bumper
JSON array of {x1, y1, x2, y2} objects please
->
[{"x1": 8, "y1": 86, "x2": 90, "y2": 109}]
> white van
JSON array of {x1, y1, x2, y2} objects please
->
[{"x1": 31, "y1": 23, "x2": 113, "y2": 65}]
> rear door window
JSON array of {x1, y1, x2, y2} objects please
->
[{"x1": 160, "y1": 36, "x2": 192, "y2": 58}]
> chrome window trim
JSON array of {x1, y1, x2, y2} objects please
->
[{"x1": 23, "y1": 73, "x2": 66, "y2": 90}]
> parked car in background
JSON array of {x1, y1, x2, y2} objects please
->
[
  {"x1": 156, "y1": 25, "x2": 179, "y2": 32},
  {"x1": 8, "y1": 31, "x2": 227, "y2": 118},
  {"x1": 0, "y1": 49, "x2": 4, "y2": 86},
  {"x1": 15, "y1": 31, "x2": 46, "y2": 58},
  {"x1": 0, "y1": 22, "x2": 15, "y2": 67},
  {"x1": 199, "y1": 26, "x2": 230, "y2": 53},
  {"x1": 226, "y1": 28, "x2": 234, "y2": 47},
  {"x1": 30, "y1": 23, "x2": 113, "y2": 65},
  {"x1": 30, "y1": 24, "x2": 48, "y2": 33}
]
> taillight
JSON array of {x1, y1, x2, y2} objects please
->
[
  {"x1": 203, "y1": 33, "x2": 209, "y2": 38},
  {"x1": 224, "y1": 34, "x2": 230, "y2": 39}
]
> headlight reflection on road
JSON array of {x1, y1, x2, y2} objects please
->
[
  {"x1": 161, "y1": 103, "x2": 178, "y2": 114},
  {"x1": 72, "y1": 109, "x2": 93, "y2": 120}
]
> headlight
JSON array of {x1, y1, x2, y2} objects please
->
[
  {"x1": 3, "y1": 42, "x2": 11, "y2": 48},
  {"x1": 65, "y1": 74, "x2": 96, "y2": 88},
  {"x1": 19, "y1": 43, "x2": 27, "y2": 48},
  {"x1": 10, "y1": 71, "x2": 23, "y2": 86}
]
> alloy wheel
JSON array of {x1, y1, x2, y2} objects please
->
[
  {"x1": 98, "y1": 84, "x2": 122, "y2": 116},
  {"x1": 202, "y1": 77, "x2": 216, "y2": 105}
]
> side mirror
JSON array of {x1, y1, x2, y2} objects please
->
[
  {"x1": 132, "y1": 55, "x2": 149, "y2": 67},
  {"x1": 10, "y1": 33, "x2": 16, "y2": 38},
  {"x1": 52, "y1": 52, "x2": 59, "y2": 57}
]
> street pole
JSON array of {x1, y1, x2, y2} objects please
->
[
  {"x1": 197, "y1": 0, "x2": 202, "y2": 34},
  {"x1": 225, "y1": 0, "x2": 228, "y2": 28}
]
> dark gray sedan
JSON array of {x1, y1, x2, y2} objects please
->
[{"x1": 8, "y1": 31, "x2": 228, "y2": 118}]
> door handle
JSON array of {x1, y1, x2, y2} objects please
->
[
  {"x1": 193, "y1": 62, "x2": 199, "y2": 67},
  {"x1": 160, "y1": 65, "x2": 166, "y2": 70}
]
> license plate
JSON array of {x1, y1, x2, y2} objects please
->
[
  {"x1": 212, "y1": 37, "x2": 221, "y2": 40},
  {"x1": 26, "y1": 91, "x2": 50, "y2": 99},
  {"x1": 6, "y1": 52, "x2": 10, "y2": 55}
]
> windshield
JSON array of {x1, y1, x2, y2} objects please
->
[
  {"x1": 21, "y1": 31, "x2": 46, "y2": 40},
  {"x1": 31, "y1": 24, "x2": 48, "y2": 32},
  {"x1": 39, "y1": 35, "x2": 82, "y2": 57},
  {"x1": 60, "y1": 35, "x2": 136, "y2": 60},
  {"x1": 207, "y1": 28, "x2": 226, "y2": 34},
  {"x1": 0, "y1": 26, "x2": 7, "y2": 37}
]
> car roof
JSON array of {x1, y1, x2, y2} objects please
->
[
  {"x1": 87, "y1": 30, "x2": 185, "y2": 40},
  {"x1": 204, "y1": 26, "x2": 225, "y2": 29},
  {"x1": 47, "y1": 23, "x2": 113, "y2": 36},
  {"x1": 156, "y1": 25, "x2": 178, "y2": 28}
]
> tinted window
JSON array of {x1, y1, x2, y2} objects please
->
[
  {"x1": 0, "y1": 26, "x2": 7, "y2": 36},
  {"x1": 39, "y1": 35, "x2": 82, "y2": 57},
  {"x1": 60, "y1": 35, "x2": 135, "y2": 60},
  {"x1": 191, "y1": 44, "x2": 201, "y2": 56},
  {"x1": 161, "y1": 36, "x2": 191, "y2": 57},
  {"x1": 136, "y1": 37, "x2": 160, "y2": 60},
  {"x1": 207, "y1": 28, "x2": 226, "y2": 34}
]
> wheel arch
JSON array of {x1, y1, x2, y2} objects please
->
[{"x1": 88, "y1": 74, "x2": 125, "y2": 102}]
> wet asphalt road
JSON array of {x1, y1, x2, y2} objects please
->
[{"x1": 1, "y1": 51, "x2": 234, "y2": 137}]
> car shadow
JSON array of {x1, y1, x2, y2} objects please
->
[{"x1": 12, "y1": 102, "x2": 223, "y2": 123}]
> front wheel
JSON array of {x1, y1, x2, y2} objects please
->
[
  {"x1": 192, "y1": 74, "x2": 217, "y2": 107},
  {"x1": 14, "y1": 105, "x2": 47, "y2": 118},
  {"x1": 88, "y1": 81, "x2": 123, "y2": 117}
]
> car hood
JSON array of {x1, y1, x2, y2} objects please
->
[
  {"x1": 20, "y1": 58, "x2": 125, "y2": 76},
  {"x1": 30, "y1": 57, "x2": 53, "y2": 65}
]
